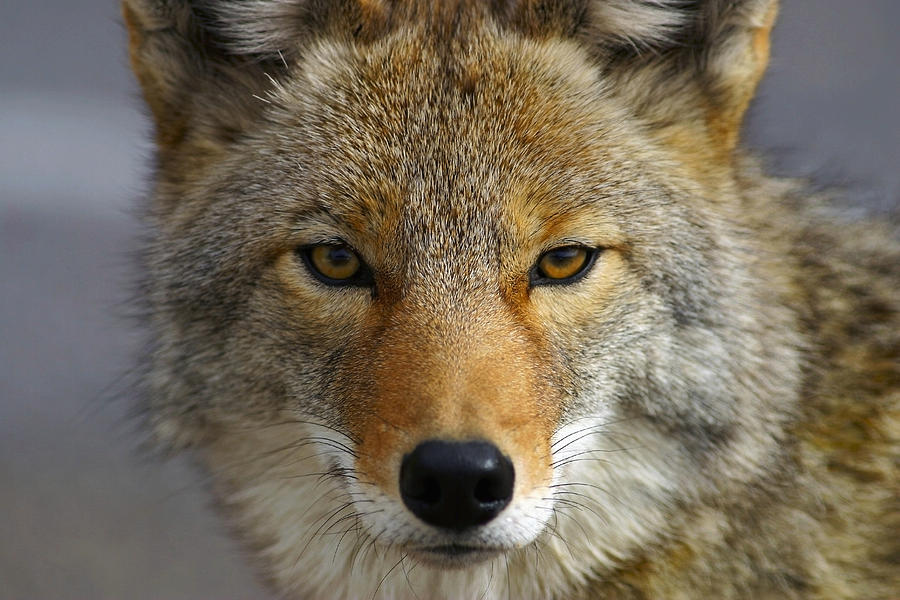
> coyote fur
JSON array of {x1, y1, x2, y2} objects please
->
[{"x1": 124, "y1": 0, "x2": 899, "y2": 598}]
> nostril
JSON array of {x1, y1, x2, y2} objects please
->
[
  {"x1": 474, "y1": 474, "x2": 508, "y2": 504},
  {"x1": 407, "y1": 476, "x2": 440, "y2": 505}
]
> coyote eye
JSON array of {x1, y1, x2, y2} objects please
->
[
  {"x1": 299, "y1": 244, "x2": 373, "y2": 286},
  {"x1": 531, "y1": 246, "x2": 598, "y2": 286}
]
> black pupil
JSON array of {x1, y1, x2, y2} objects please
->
[
  {"x1": 547, "y1": 247, "x2": 581, "y2": 266},
  {"x1": 328, "y1": 246, "x2": 353, "y2": 265}
]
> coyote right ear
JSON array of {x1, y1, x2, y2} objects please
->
[
  {"x1": 582, "y1": 0, "x2": 779, "y2": 155},
  {"x1": 508, "y1": 0, "x2": 778, "y2": 156}
]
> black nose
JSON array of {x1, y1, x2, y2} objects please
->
[{"x1": 399, "y1": 440, "x2": 515, "y2": 531}]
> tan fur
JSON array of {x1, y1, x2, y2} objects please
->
[
  {"x1": 347, "y1": 297, "x2": 561, "y2": 495},
  {"x1": 126, "y1": 1, "x2": 899, "y2": 598}
]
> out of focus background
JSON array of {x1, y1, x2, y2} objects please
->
[{"x1": 1, "y1": 2, "x2": 898, "y2": 598}]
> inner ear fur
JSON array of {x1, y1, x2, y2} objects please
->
[
  {"x1": 591, "y1": 0, "x2": 779, "y2": 155},
  {"x1": 124, "y1": 1, "x2": 266, "y2": 149},
  {"x1": 123, "y1": 0, "x2": 341, "y2": 150},
  {"x1": 123, "y1": 0, "x2": 395, "y2": 150}
]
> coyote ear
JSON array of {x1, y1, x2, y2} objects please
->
[
  {"x1": 581, "y1": 0, "x2": 779, "y2": 154},
  {"x1": 122, "y1": 0, "x2": 340, "y2": 149}
]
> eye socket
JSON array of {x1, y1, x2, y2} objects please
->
[
  {"x1": 531, "y1": 246, "x2": 598, "y2": 286},
  {"x1": 299, "y1": 243, "x2": 373, "y2": 286}
]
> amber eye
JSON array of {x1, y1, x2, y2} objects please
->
[
  {"x1": 531, "y1": 246, "x2": 598, "y2": 285},
  {"x1": 299, "y1": 244, "x2": 372, "y2": 286}
]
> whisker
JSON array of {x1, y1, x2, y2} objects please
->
[
  {"x1": 371, "y1": 553, "x2": 407, "y2": 600},
  {"x1": 251, "y1": 416, "x2": 359, "y2": 444},
  {"x1": 478, "y1": 556, "x2": 495, "y2": 600},
  {"x1": 333, "y1": 523, "x2": 361, "y2": 562},
  {"x1": 551, "y1": 446, "x2": 640, "y2": 468},
  {"x1": 505, "y1": 553, "x2": 512, "y2": 600},
  {"x1": 550, "y1": 415, "x2": 639, "y2": 450},
  {"x1": 551, "y1": 424, "x2": 609, "y2": 452},
  {"x1": 400, "y1": 554, "x2": 422, "y2": 600},
  {"x1": 547, "y1": 497, "x2": 607, "y2": 528}
]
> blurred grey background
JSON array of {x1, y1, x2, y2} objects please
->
[{"x1": 1, "y1": 1, "x2": 898, "y2": 598}]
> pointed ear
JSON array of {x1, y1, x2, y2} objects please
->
[
  {"x1": 122, "y1": 0, "x2": 349, "y2": 149},
  {"x1": 586, "y1": 0, "x2": 779, "y2": 154}
]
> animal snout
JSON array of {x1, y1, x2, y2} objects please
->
[{"x1": 399, "y1": 440, "x2": 515, "y2": 531}]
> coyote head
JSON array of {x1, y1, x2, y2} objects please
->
[{"x1": 127, "y1": 1, "x2": 801, "y2": 597}]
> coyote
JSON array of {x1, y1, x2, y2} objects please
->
[{"x1": 124, "y1": 1, "x2": 899, "y2": 598}]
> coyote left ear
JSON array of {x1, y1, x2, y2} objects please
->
[
  {"x1": 122, "y1": 0, "x2": 370, "y2": 151},
  {"x1": 582, "y1": 0, "x2": 779, "y2": 154}
]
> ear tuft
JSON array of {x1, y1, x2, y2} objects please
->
[
  {"x1": 584, "y1": 0, "x2": 688, "y2": 52},
  {"x1": 193, "y1": 0, "x2": 312, "y2": 57},
  {"x1": 583, "y1": 0, "x2": 777, "y2": 58}
]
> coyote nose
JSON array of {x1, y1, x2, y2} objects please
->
[{"x1": 399, "y1": 440, "x2": 515, "y2": 531}]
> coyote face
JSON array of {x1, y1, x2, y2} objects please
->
[
  {"x1": 254, "y1": 32, "x2": 685, "y2": 568},
  {"x1": 126, "y1": 1, "x2": 898, "y2": 598}
]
